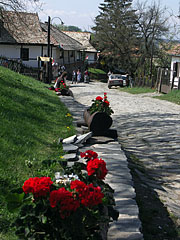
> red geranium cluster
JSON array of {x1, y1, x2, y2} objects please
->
[
  {"x1": 87, "y1": 158, "x2": 108, "y2": 180},
  {"x1": 95, "y1": 93, "x2": 109, "y2": 106},
  {"x1": 49, "y1": 187, "x2": 80, "y2": 219},
  {"x1": 70, "y1": 180, "x2": 104, "y2": 207},
  {"x1": 96, "y1": 96, "x2": 103, "y2": 101},
  {"x1": 22, "y1": 177, "x2": 53, "y2": 198},
  {"x1": 89, "y1": 93, "x2": 113, "y2": 116},
  {"x1": 80, "y1": 150, "x2": 98, "y2": 161},
  {"x1": 22, "y1": 176, "x2": 104, "y2": 219},
  {"x1": 80, "y1": 150, "x2": 108, "y2": 180}
]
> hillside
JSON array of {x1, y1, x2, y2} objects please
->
[{"x1": 0, "y1": 66, "x2": 75, "y2": 239}]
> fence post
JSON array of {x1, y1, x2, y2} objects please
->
[{"x1": 158, "y1": 68, "x2": 162, "y2": 93}]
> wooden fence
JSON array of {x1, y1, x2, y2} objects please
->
[
  {"x1": 133, "y1": 75, "x2": 156, "y2": 88},
  {"x1": 156, "y1": 67, "x2": 180, "y2": 93},
  {"x1": 0, "y1": 57, "x2": 39, "y2": 79}
]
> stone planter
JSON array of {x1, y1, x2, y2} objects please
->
[{"x1": 83, "y1": 109, "x2": 112, "y2": 134}]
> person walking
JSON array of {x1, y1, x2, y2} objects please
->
[
  {"x1": 72, "y1": 69, "x2": 77, "y2": 84},
  {"x1": 84, "y1": 69, "x2": 90, "y2": 83},
  {"x1": 77, "y1": 69, "x2": 81, "y2": 83}
]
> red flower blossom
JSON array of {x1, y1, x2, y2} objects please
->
[
  {"x1": 80, "y1": 183, "x2": 104, "y2": 207},
  {"x1": 70, "y1": 180, "x2": 86, "y2": 193},
  {"x1": 55, "y1": 88, "x2": 61, "y2": 92},
  {"x1": 96, "y1": 96, "x2": 103, "y2": 101},
  {"x1": 80, "y1": 150, "x2": 98, "y2": 160},
  {"x1": 104, "y1": 92, "x2": 107, "y2": 100},
  {"x1": 70, "y1": 180, "x2": 104, "y2": 207},
  {"x1": 50, "y1": 187, "x2": 80, "y2": 218},
  {"x1": 22, "y1": 177, "x2": 53, "y2": 198},
  {"x1": 104, "y1": 100, "x2": 109, "y2": 106},
  {"x1": 87, "y1": 158, "x2": 108, "y2": 179}
]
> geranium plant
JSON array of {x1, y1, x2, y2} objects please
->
[
  {"x1": 9, "y1": 150, "x2": 119, "y2": 240},
  {"x1": 89, "y1": 93, "x2": 114, "y2": 116},
  {"x1": 55, "y1": 80, "x2": 69, "y2": 92}
]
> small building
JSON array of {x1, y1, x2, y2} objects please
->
[
  {"x1": 40, "y1": 23, "x2": 84, "y2": 67},
  {"x1": 0, "y1": 11, "x2": 84, "y2": 70},
  {"x1": 0, "y1": 11, "x2": 47, "y2": 68},
  {"x1": 169, "y1": 44, "x2": 180, "y2": 90},
  {"x1": 63, "y1": 31, "x2": 97, "y2": 65}
]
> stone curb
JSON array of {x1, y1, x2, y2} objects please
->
[{"x1": 59, "y1": 95, "x2": 144, "y2": 240}]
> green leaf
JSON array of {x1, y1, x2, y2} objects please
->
[
  {"x1": 6, "y1": 192, "x2": 25, "y2": 212},
  {"x1": 25, "y1": 227, "x2": 30, "y2": 237},
  {"x1": 41, "y1": 215, "x2": 47, "y2": 224}
]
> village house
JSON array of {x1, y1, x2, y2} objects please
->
[
  {"x1": 156, "y1": 42, "x2": 180, "y2": 93},
  {"x1": 0, "y1": 11, "x2": 47, "y2": 68},
  {"x1": 168, "y1": 43, "x2": 180, "y2": 90},
  {"x1": 40, "y1": 22, "x2": 84, "y2": 67},
  {"x1": 0, "y1": 11, "x2": 84, "y2": 70},
  {"x1": 63, "y1": 31, "x2": 97, "y2": 65}
]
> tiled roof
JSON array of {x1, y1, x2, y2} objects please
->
[
  {"x1": 63, "y1": 31, "x2": 97, "y2": 52},
  {"x1": 0, "y1": 11, "x2": 47, "y2": 44},
  {"x1": 167, "y1": 43, "x2": 180, "y2": 56},
  {"x1": 41, "y1": 23, "x2": 84, "y2": 51}
]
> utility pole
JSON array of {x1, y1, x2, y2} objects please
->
[{"x1": 47, "y1": 16, "x2": 51, "y2": 83}]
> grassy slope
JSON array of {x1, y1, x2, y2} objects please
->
[
  {"x1": 155, "y1": 90, "x2": 180, "y2": 105},
  {"x1": 119, "y1": 87, "x2": 155, "y2": 94},
  {"x1": 119, "y1": 87, "x2": 180, "y2": 105},
  {"x1": 0, "y1": 66, "x2": 75, "y2": 239}
]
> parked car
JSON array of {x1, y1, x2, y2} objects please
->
[{"x1": 108, "y1": 74, "x2": 129, "y2": 89}]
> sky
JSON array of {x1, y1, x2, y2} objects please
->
[{"x1": 35, "y1": 0, "x2": 180, "y2": 31}]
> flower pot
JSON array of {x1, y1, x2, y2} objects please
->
[
  {"x1": 83, "y1": 109, "x2": 112, "y2": 133},
  {"x1": 60, "y1": 89, "x2": 73, "y2": 97}
]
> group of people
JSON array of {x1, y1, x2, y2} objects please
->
[
  {"x1": 72, "y1": 69, "x2": 90, "y2": 84},
  {"x1": 53, "y1": 66, "x2": 90, "y2": 88}
]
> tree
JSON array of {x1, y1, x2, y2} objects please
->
[
  {"x1": 135, "y1": 1, "x2": 170, "y2": 86},
  {"x1": 0, "y1": 0, "x2": 40, "y2": 12},
  {"x1": 54, "y1": 24, "x2": 82, "y2": 32},
  {"x1": 92, "y1": 0, "x2": 139, "y2": 75},
  {"x1": 0, "y1": 0, "x2": 41, "y2": 37}
]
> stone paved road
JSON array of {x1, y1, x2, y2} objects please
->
[{"x1": 67, "y1": 80, "x2": 180, "y2": 221}]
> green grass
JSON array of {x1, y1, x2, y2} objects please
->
[
  {"x1": 0, "y1": 66, "x2": 75, "y2": 239},
  {"x1": 88, "y1": 68, "x2": 106, "y2": 74},
  {"x1": 119, "y1": 87, "x2": 156, "y2": 94},
  {"x1": 119, "y1": 87, "x2": 180, "y2": 105},
  {"x1": 155, "y1": 90, "x2": 180, "y2": 105}
]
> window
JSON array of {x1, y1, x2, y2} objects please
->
[
  {"x1": 70, "y1": 51, "x2": 74, "y2": 58},
  {"x1": 60, "y1": 50, "x2": 64, "y2": 59},
  {"x1": 20, "y1": 48, "x2": 29, "y2": 61},
  {"x1": 0, "y1": 20, "x2": 3, "y2": 38}
]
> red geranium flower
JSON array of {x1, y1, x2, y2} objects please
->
[
  {"x1": 55, "y1": 88, "x2": 61, "y2": 92},
  {"x1": 87, "y1": 158, "x2": 108, "y2": 179},
  {"x1": 70, "y1": 180, "x2": 104, "y2": 207},
  {"x1": 96, "y1": 96, "x2": 103, "y2": 101},
  {"x1": 80, "y1": 183, "x2": 104, "y2": 207},
  {"x1": 50, "y1": 187, "x2": 80, "y2": 218},
  {"x1": 104, "y1": 100, "x2": 109, "y2": 106},
  {"x1": 70, "y1": 180, "x2": 86, "y2": 193},
  {"x1": 80, "y1": 150, "x2": 98, "y2": 161},
  {"x1": 22, "y1": 177, "x2": 53, "y2": 198}
]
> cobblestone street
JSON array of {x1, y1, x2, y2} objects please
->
[{"x1": 65, "y1": 79, "x2": 180, "y2": 238}]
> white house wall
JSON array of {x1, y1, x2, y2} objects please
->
[
  {"x1": 0, "y1": 44, "x2": 20, "y2": 59},
  {"x1": 0, "y1": 44, "x2": 83, "y2": 68},
  {"x1": 0, "y1": 44, "x2": 42, "y2": 68},
  {"x1": 170, "y1": 56, "x2": 180, "y2": 83},
  {"x1": 85, "y1": 52, "x2": 96, "y2": 64}
]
